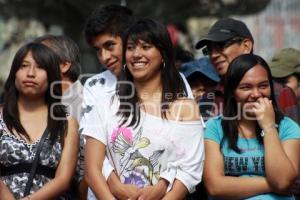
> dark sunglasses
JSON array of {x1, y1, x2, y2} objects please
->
[{"x1": 202, "y1": 38, "x2": 244, "y2": 56}]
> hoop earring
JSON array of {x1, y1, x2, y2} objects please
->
[{"x1": 123, "y1": 64, "x2": 127, "y2": 71}]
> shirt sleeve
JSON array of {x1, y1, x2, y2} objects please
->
[
  {"x1": 204, "y1": 116, "x2": 223, "y2": 144},
  {"x1": 161, "y1": 122, "x2": 204, "y2": 193},
  {"x1": 81, "y1": 78, "x2": 98, "y2": 111},
  {"x1": 80, "y1": 103, "x2": 107, "y2": 145},
  {"x1": 80, "y1": 85, "x2": 114, "y2": 180},
  {"x1": 279, "y1": 117, "x2": 300, "y2": 141}
]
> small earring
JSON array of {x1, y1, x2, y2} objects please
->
[
  {"x1": 123, "y1": 64, "x2": 127, "y2": 70},
  {"x1": 162, "y1": 61, "x2": 166, "y2": 68}
]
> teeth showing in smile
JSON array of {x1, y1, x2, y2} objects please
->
[{"x1": 133, "y1": 62, "x2": 147, "y2": 68}]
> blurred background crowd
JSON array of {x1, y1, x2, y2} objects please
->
[{"x1": 0, "y1": 0, "x2": 299, "y2": 94}]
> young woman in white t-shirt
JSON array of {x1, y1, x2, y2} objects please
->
[{"x1": 83, "y1": 19, "x2": 204, "y2": 200}]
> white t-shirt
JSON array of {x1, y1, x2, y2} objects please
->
[
  {"x1": 80, "y1": 70, "x2": 117, "y2": 181},
  {"x1": 82, "y1": 70, "x2": 193, "y2": 105},
  {"x1": 82, "y1": 94, "x2": 204, "y2": 198},
  {"x1": 80, "y1": 70, "x2": 195, "y2": 199}
]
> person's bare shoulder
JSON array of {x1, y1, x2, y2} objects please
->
[{"x1": 168, "y1": 98, "x2": 200, "y2": 121}]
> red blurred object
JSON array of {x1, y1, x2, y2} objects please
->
[{"x1": 166, "y1": 24, "x2": 180, "y2": 46}]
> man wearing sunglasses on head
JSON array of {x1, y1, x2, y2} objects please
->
[{"x1": 195, "y1": 18, "x2": 254, "y2": 116}]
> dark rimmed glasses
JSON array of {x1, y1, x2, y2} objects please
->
[{"x1": 202, "y1": 38, "x2": 244, "y2": 56}]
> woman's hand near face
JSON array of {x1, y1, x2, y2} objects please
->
[
  {"x1": 254, "y1": 100, "x2": 300, "y2": 193},
  {"x1": 252, "y1": 97, "x2": 275, "y2": 130}
]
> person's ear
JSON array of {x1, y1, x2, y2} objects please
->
[
  {"x1": 60, "y1": 61, "x2": 71, "y2": 74},
  {"x1": 241, "y1": 38, "x2": 253, "y2": 54}
]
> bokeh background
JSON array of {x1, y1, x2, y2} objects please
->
[{"x1": 0, "y1": 0, "x2": 299, "y2": 93}]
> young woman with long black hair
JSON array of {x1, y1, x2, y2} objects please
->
[
  {"x1": 204, "y1": 54, "x2": 300, "y2": 199},
  {"x1": 0, "y1": 42, "x2": 79, "y2": 199},
  {"x1": 83, "y1": 19, "x2": 204, "y2": 200}
]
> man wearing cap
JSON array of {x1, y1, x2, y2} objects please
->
[
  {"x1": 270, "y1": 47, "x2": 300, "y2": 124},
  {"x1": 196, "y1": 18, "x2": 254, "y2": 78},
  {"x1": 195, "y1": 18, "x2": 254, "y2": 116}
]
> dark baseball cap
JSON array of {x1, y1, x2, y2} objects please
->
[{"x1": 195, "y1": 18, "x2": 254, "y2": 49}]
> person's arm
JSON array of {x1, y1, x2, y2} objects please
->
[
  {"x1": 21, "y1": 117, "x2": 80, "y2": 200},
  {"x1": 0, "y1": 181, "x2": 15, "y2": 200},
  {"x1": 81, "y1": 86, "x2": 137, "y2": 199},
  {"x1": 162, "y1": 180, "x2": 188, "y2": 200},
  {"x1": 204, "y1": 139, "x2": 272, "y2": 199},
  {"x1": 107, "y1": 172, "x2": 141, "y2": 200},
  {"x1": 253, "y1": 97, "x2": 300, "y2": 192},
  {"x1": 85, "y1": 136, "x2": 115, "y2": 200},
  {"x1": 132, "y1": 179, "x2": 168, "y2": 200},
  {"x1": 80, "y1": 82, "x2": 118, "y2": 199}
]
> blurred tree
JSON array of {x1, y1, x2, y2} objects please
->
[
  {"x1": 0, "y1": 0, "x2": 271, "y2": 74},
  {"x1": 0, "y1": 0, "x2": 270, "y2": 37}
]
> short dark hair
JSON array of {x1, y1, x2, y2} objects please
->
[
  {"x1": 34, "y1": 35, "x2": 81, "y2": 82},
  {"x1": 84, "y1": 4, "x2": 134, "y2": 45},
  {"x1": 221, "y1": 54, "x2": 283, "y2": 153},
  {"x1": 2, "y1": 42, "x2": 67, "y2": 144}
]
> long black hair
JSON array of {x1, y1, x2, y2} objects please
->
[
  {"x1": 2, "y1": 42, "x2": 67, "y2": 145},
  {"x1": 221, "y1": 54, "x2": 283, "y2": 153},
  {"x1": 117, "y1": 19, "x2": 186, "y2": 127}
]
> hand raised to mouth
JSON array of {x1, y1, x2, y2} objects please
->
[{"x1": 251, "y1": 97, "x2": 275, "y2": 130}]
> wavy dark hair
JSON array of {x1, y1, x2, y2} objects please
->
[
  {"x1": 117, "y1": 19, "x2": 186, "y2": 127},
  {"x1": 221, "y1": 54, "x2": 283, "y2": 153},
  {"x1": 2, "y1": 42, "x2": 67, "y2": 145}
]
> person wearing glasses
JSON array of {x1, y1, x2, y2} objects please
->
[{"x1": 195, "y1": 18, "x2": 254, "y2": 116}]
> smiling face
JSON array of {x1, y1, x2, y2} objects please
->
[
  {"x1": 91, "y1": 33, "x2": 123, "y2": 76},
  {"x1": 234, "y1": 64, "x2": 271, "y2": 117},
  {"x1": 125, "y1": 39, "x2": 163, "y2": 83},
  {"x1": 15, "y1": 51, "x2": 48, "y2": 99},
  {"x1": 208, "y1": 38, "x2": 253, "y2": 77}
]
